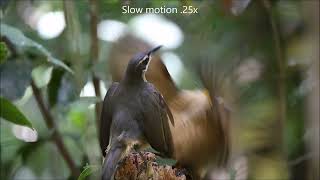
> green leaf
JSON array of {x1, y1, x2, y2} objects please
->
[
  {"x1": 0, "y1": 96, "x2": 33, "y2": 128},
  {"x1": 32, "y1": 65, "x2": 53, "y2": 88},
  {"x1": 229, "y1": 167, "x2": 237, "y2": 180},
  {"x1": 0, "y1": 23, "x2": 73, "y2": 73},
  {"x1": 16, "y1": 138, "x2": 46, "y2": 163},
  {"x1": 15, "y1": 86, "x2": 33, "y2": 106},
  {"x1": 155, "y1": 156, "x2": 176, "y2": 166},
  {"x1": 68, "y1": 109, "x2": 86, "y2": 130},
  {"x1": 0, "y1": 41, "x2": 9, "y2": 64},
  {"x1": 78, "y1": 165, "x2": 100, "y2": 180},
  {"x1": 145, "y1": 147, "x2": 177, "y2": 166},
  {"x1": 47, "y1": 68, "x2": 64, "y2": 107}
]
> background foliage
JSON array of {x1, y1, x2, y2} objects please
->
[{"x1": 0, "y1": 0, "x2": 319, "y2": 179}]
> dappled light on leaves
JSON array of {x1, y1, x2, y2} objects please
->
[
  {"x1": 97, "y1": 20, "x2": 127, "y2": 42},
  {"x1": 0, "y1": 0, "x2": 318, "y2": 179},
  {"x1": 130, "y1": 14, "x2": 184, "y2": 49},
  {"x1": 161, "y1": 52, "x2": 184, "y2": 84},
  {"x1": 235, "y1": 58, "x2": 263, "y2": 85},
  {"x1": 80, "y1": 80, "x2": 107, "y2": 99},
  {"x1": 36, "y1": 11, "x2": 66, "y2": 39}
]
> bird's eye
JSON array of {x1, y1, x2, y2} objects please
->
[{"x1": 141, "y1": 58, "x2": 149, "y2": 65}]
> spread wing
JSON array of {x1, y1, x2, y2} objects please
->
[
  {"x1": 99, "y1": 82, "x2": 119, "y2": 157},
  {"x1": 140, "y1": 83, "x2": 174, "y2": 157}
]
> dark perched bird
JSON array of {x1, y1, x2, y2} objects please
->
[
  {"x1": 107, "y1": 34, "x2": 230, "y2": 179},
  {"x1": 99, "y1": 45, "x2": 174, "y2": 180}
]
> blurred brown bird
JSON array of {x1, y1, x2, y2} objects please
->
[{"x1": 106, "y1": 34, "x2": 230, "y2": 179}]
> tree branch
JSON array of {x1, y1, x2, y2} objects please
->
[
  {"x1": 63, "y1": 0, "x2": 83, "y2": 92},
  {"x1": 31, "y1": 80, "x2": 80, "y2": 177},
  {"x1": 89, "y1": 0, "x2": 102, "y2": 130},
  {"x1": 262, "y1": 0, "x2": 286, "y2": 151}
]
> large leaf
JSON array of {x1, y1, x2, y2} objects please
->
[
  {"x1": 78, "y1": 165, "x2": 100, "y2": 180},
  {"x1": 15, "y1": 86, "x2": 33, "y2": 106},
  {"x1": 0, "y1": 96, "x2": 33, "y2": 128},
  {"x1": 16, "y1": 138, "x2": 46, "y2": 163},
  {"x1": 0, "y1": 59, "x2": 32, "y2": 100},
  {"x1": 31, "y1": 65, "x2": 53, "y2": 88},
  {"x1": 0, "y1": 23, "x2": 73, "y2": 73}
]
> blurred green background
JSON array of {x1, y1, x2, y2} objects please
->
[{"x1": 0, "y1": 0, "x2": 319, "y2": 179}]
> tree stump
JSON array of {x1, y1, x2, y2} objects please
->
[{"x1": 114, "y1": 151, "x2": 187, "y2": 180}]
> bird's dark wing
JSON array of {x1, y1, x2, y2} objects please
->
[
  {"x1": 140, "y1": 83, "x2": 174, "y2": 157},
  {"x1": 99, "y1": 82, "x2": 119, "y2": 157}
]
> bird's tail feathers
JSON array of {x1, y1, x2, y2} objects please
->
[{"x1": 101, "y1": 143, "x2": 125, "y2": 180}]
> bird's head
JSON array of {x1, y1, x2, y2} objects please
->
[{"x1": 124, "y1": 45, "x2": 162, "y2": 82}]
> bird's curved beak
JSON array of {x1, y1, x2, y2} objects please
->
[
  {"x1": 140, "y1": 45, "x2": 162, "y2": 72},
  {"x1": 147, "y1": 45, "x2": 162, "y2": 56}
]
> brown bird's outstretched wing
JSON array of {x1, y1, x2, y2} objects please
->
[
  {"x1": 140, "y1": 83, "x2": 174, "y2": 157},
  {"x1": 198, "y1": 59, "x2": 232, "y2": 166},
  {"x1": 207, "y1": 96, "x2": 230, "y2": 167},
  {"x1": 99, "y1": 82, "x2": 119, "y2": 157}
]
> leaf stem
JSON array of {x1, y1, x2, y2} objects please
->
[
  {"x1": 89, "y1": 0, "x2": 102, "y2": 130},
  {"x1": 31, "y1": 80, "x2": 80, "y2": 177}
]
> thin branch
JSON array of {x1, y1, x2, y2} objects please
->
[
  {"x1": 262, "y1": 0, "x2": 286, "y2": 150},
  {"x1": 89, "y1": 0, "x2": 102, "y2": 129},
  {"x1": 63, "y1": 0, "x2": 83, "y2": 92},
  {"x1": 31, "y1": 80, "x2": 80, "y2": 177},
  {"x1": 288, "y1": 152, "x2": 314, "y2": 167}
]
